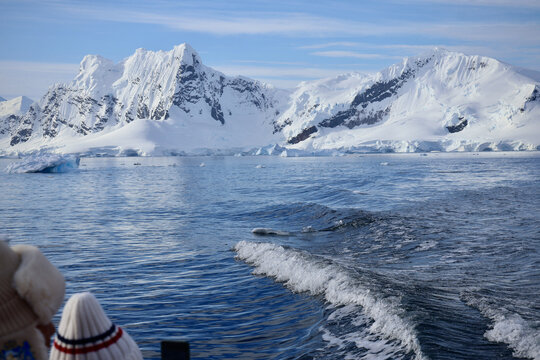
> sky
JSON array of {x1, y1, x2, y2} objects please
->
[{"x1": 0, "y1": 0, "x2": 539, "y2": 101}]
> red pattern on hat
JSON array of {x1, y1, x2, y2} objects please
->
[{"x1": 53, "y1": 327, "x2": 124, "y2": 355}]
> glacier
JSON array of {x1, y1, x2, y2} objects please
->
[
  {"x1": 0, "y1": 44, "x2": 538, "y2": 156},
  {"x1": 5, "y1": 152, "x2": 80, "y2": 173}
]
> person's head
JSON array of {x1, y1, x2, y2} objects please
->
[
  {"x1": 0, "y1": 239, "x2": 66, "y2": 360},
  {"x1": 50, "y1": 292, "x2": 143, "y2": 360}
]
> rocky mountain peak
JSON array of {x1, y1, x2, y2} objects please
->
[
  {"x1": 171, "y1": 43, "x2": 201, "y2": 65},
  {"x1": 1, "y1": 46, "x2": 538, "y2": 155},
  {"x1": 2, "y1": 43, "x2": 281, "y2": 148}
]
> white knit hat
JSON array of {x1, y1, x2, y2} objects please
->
[
  {"x1": 0, "y1": 239, "x2": 66, "y2": 360},
  {"x1": 50, "y1": 292, "x2": 143, "y2": 360}
]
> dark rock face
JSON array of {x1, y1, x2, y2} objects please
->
[
  {"x1": 10, "y1": 128, "x2": 32, "y2": 146},
  {"x1": 351, "y1": 69, "x2": 414, "y2": 109},
  {"x1": 95, "y1": 95, "x2": 118, "y2": 131},
  {"x1": 171, "y1": 59, "x2": 272, "y2": 126},
  {"x1": 172, "y1": 62, "x2": 203, "y2": 111},
  {"x1": 468, "y1": 61, "x2": 488, "y2": 71},
  {"x1": 273, "y1": 118, "x2": 292, "y2": 134},
  {"x1": 285, "y1": 57, "x2": 436, "y2": 144},
  {"x1": 228, "y1": 78, "x2": 269, "y2": 109},
  {"x1": 151, "y1": 101, "x2": 168, "y2": 120},
  {"x1": 528, "y1": 87, "x2": 539, "y2": 102},
  {"x1": 318, "y1": 108, "x2": 390, "y2": 129},
  {"x1": 37, "y1": 85, "x2": 124, "y2": 139},
  {"x1": 10, "y1": 105, "x2": 39, "y2": 145},
  {"x1": 519, "y1": 86, "x2": 539, "y2": 112},
  {"x1": 318, "y1": 109, "x2": 356, "y2": 128},
  {"x1": 137, "y1": 103, "x2": 150, "y2": 119},
  {"x1": 210, "y1": 102, "x2": 225, "y2": 124},
  {"x1": 41, "y1": 85, "x2": 69, "y2": 138},
  {"x1": 0, "y1": 115, "x2": 19, "y2": 135},
  {"x1": 344, "y1": 108, "x2": 390, "y2": 129},
  {"x1": 446, "y1": 118, "x2": 468, "y2": 133},
  {"x1": 287, "y1": 126, "x2": 317, "y2": 144},
  {"x1": 171, "y1": 57, "x2": 228, "y2": 124},
  {"x1": 5, "y1": 50, "x2": 276, "y2": 146}
]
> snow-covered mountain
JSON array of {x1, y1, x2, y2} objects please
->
[
  {"x1": 1, "y1": 44, "x2": 287, "y2": 155},
  {"x1": 275, "y1": 48, "x2": 540, "y2": 153},
  {"x1": 0, "y1": 96, "x2": 33, "y2": 117},
  {"x1": 1, "y1": 45, "x2": 539, "y2": 156},
  {"x1": 0, "y1": 96, "x2": 35, "y2": 140}
]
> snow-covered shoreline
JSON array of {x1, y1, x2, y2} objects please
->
[{"x1": 1, "y1": 144, "x2": 538, "y2": 160}]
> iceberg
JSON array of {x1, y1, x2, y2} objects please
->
[{"x1": 6, "y1": 153, "x2": 80, "y2": 173}]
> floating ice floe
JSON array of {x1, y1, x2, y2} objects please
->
[{"x1": 6, "y1": 153, "x2": 80, "y2": 173}]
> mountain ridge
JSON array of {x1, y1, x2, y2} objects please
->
[
  {"x1": 1, "y1": 44, "x2": 538, "y2": 155},
  {"x1": 275, "y1": 48, "x2": 539, "y2": 153}
]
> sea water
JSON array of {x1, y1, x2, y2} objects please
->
[{"x1": 1, "y1": 153, "x2": 538, "y2": 360}]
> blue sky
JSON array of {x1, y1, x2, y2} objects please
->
[{"x1": 1, "y1": 0, "x2": 539, "y2": 100}]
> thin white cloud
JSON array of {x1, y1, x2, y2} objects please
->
[
  {"x1": 299, "y1": 42, "x2": 361, "y2": 50},
  {"x1": 402, "y1": 0, "x2": 540, "y2": 8},
  {"x1": 426, "y1": 23, "x2": 539, "y2": 44},
  {"x1": 0, "y1": 61, "x2": 78, "y2": 101},
  {"x1": 311, "y1": 51, "x2": 398, "y2": 59},
  {"x1": 212, "y1": 64, "x2": 374, "y2": 89},
  {"x1": 212, "y1": 65, "x2": 362, "y2": 80},
  {"x1": 300, "y1": 42, "x2": 496, "y2": 56},
  {"x1": 234, "y1": 60, "x2": 309, "y2": 66},
  {"x1": 51, "y1": 2, "x2": 539, "y2": 47},
  {"x1": 255, "y1": 78, "x2": 303, "y2": 89},
  {"x1": 58, "y1": 4, "x2": 372, "y2": 36},
  {"x1": 375, "y1": 44, "x2": 497, "y2": 57}
]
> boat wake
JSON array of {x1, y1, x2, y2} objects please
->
[{"x1": 234, "y1": 240, "x2": 426, "y2": 360}]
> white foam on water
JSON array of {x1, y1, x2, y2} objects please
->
[
  {"x1": 5, "y1": 153, "x2": 80, "y2": 173},
  {"x1": 301, "y1": 226, "x2": 316, "y2": 233},
  {"x1": 234, "y1": 240, "x2": 426, "y2": 360},
  {"x1": 485, "y1": 314, "x2": 540, "y2": 360},
  {"x1": 416, "y1": 240, "x2": 437, "y2": 252},
  {"x1": 321, "y1": 304, "x2": 411, "y2": 360},
  {"x1": 464, "y1": 295, "x2": 540, "y2": 359}
]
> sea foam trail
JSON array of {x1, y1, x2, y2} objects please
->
[
  {"x1": 486, "y1": 314, "x2": 540, "y2": 360},
  {"x1": 464, "y1": 294, "x2": 540, "y2": 360},
  {"x1": 234, "y1": 240, "x2": 426, "y2": 360}
]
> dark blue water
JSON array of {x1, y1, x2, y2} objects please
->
[{"x1": 1, "y1": 153, "x2": 539, "y2": 359}]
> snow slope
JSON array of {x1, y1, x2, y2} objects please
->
[
  {"x1": 0, "y1": 96, "x2": 35, "y2": 140},
  {"x1": 1, "y1": 44, "x2": 287, "y2": 155},
  {"x1": 276, "y1": 49, "x2": 540, "y2": 153},
  {"x1": 0, "y1": 96, "x2": 34, "y2": 117},
  {"x1": 1, "y1": 46, "x2": 538, "y2": 156}
]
